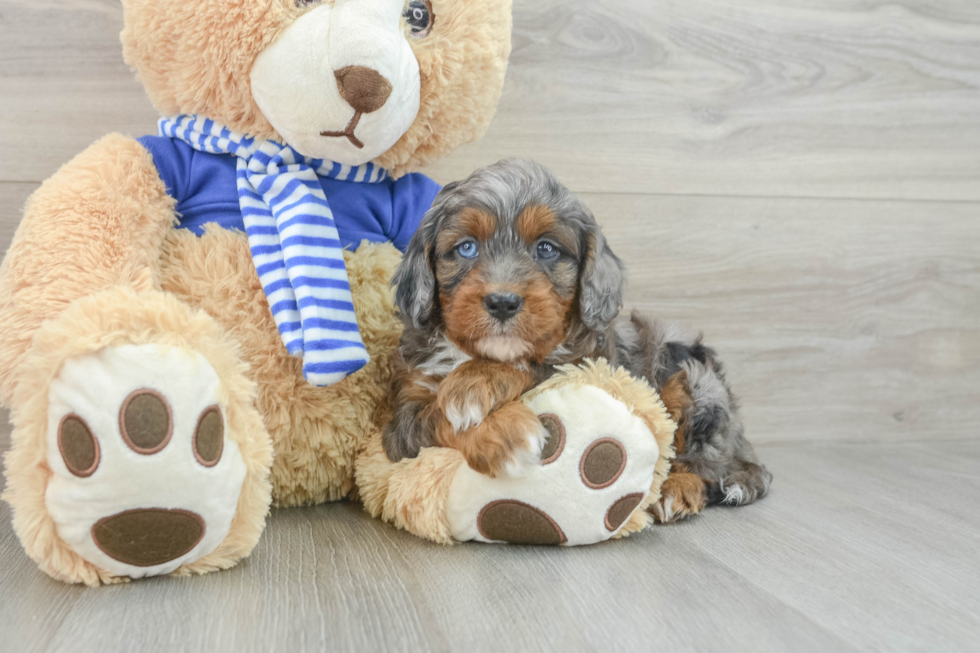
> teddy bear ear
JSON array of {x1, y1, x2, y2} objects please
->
[{"x1": 121, "y1": 0, "x2": 284, "y2": 139}]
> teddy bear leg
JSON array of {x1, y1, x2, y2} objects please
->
[
  {"x1": 2, "y1": 288, "x2": 273, "y2": 585},
  {"x1": 356, "y1": 428, "x2": 467, "y2": 545},
  {"x1": 0, "y1": 134, "x2": 177, "y2": 407}
]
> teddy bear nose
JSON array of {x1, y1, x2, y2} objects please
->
[{"x1": 334, "y1": 65, "x2": 393, "y2": 114}]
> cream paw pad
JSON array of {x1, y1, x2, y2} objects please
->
[
  {"x1": 45, "y1": 344, "x2": 246, "y2": 577},
  {"x1": 356, "y1": 359, "x2": 677, "y2": 545}
]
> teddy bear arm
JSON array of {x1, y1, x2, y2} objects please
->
[{"x1": 0, "y1": 134, "x2": 178, "y2": 405}]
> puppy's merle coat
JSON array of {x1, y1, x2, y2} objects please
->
[{"x1": 383, "y1": 159, "x2": 771, "y2": 521}]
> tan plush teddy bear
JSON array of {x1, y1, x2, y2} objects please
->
[{"x1": 0, "y1": 0, "x2": 511, "y2": 585}]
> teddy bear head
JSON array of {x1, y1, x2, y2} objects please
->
[{"x1": 121, "y1": 0, "x2": 512, "y2": 177}]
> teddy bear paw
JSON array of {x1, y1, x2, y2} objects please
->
[
  {"x1": 445, "y1": 384, "x2": 662, "y2": 546},
  {"x1": 45, "y1": 344, "x2": 247, "y2": 578}
]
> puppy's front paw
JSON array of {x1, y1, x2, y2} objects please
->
[
  {"x1": 452, "y1": 402, "x2": 546, "y2": 478},
  {"x1": 441, "y1": 386, "x2": 491, "y2": 433},
  {"x1": 502, "y1": 412, "x2": 549, "y2": 478},
  {"x1": 650, "y1": 472, "x2": 707, "y2": 524},
  {"x1": 437, "y1": 361, "x2": 531, "y2": 433}
]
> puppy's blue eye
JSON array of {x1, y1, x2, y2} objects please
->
[
  {"x1": 457, "y1": 241, "x2": 479, "y2": 259},
  {"x1": 536, "y1": 241, "x2": 559, "y2": 260}
]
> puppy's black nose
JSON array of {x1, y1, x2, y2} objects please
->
[{"x1": 483, "y1": 293, "x2": 524, "y2": 321}]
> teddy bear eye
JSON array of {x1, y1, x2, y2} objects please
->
[
  {"x1": 295, "y1": 0, "x2": 322, "y2": 6},
  {"x1": 404, "y1": 0, "x2": 434, "y2": 39}
]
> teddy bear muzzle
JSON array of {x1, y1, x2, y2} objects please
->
[
  {"x1": 320, "y1": 65, "x2": 395, "y2": 149},
  {"x1": 250, "y1": 0, "x2": 422, "y2": 164}
]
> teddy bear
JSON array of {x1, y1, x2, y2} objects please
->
[{"x1": 0, "y1": 0, "x2": 513, "y2": 585}]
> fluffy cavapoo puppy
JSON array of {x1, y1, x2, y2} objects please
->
[{"x1": 382, "y1": 159, "x2": 771, "y2": 522}]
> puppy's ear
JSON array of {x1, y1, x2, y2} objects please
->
[
  {"x1": 579, "y1": 224, "x2": 626, "y2": 330},
  {"x1": 393, "y1": 213, "x2": 438, "y2": 329},
  {"x1": 393, "y1": 182, "x2": 464, "y2": 327},
  {"x1": 438, "y1": 180, "x2": 461, "y2": 196}
]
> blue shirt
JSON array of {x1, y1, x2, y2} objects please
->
[{"x1": 137, "y1": 136, "x2": 441, "y2": 252}]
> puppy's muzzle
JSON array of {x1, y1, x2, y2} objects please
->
[{"x1": 483, "y1": 293, "x2": 524, "y2": 322}]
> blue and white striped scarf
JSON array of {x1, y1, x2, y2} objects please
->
[{"x1": 159, "y1": 115, "x2": 389, "y2": 386}]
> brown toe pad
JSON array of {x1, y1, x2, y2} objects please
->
[
  {"x1": 58, "y1": 414, "x2": 100, "y2": 478},
  {"x1": 193, "y1": 406, "x2": 224, "y2": 467},
  {"x1": 580, "y1": 438, "x2": 627, "y2": 489},
  {"x1": 605, "y1": 493, "x2": 645, "y2": 532},
  {"x1": 119, "y1": 389, "x2": 173, "y2": 455},
  {"x1": 538, "y1": 414, "x2": 566, "y2": 465}
]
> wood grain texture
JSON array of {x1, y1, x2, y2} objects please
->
[
  {"x1": 432, "y1": 0, "x2": 980, "y2": 199},
  {"x1": 2, "y1": 419, "x2": 978, "y2": 653},
  {"x1": 1, "y1": 0, "x2": 979, "y2": 650},
  {"x1": 2, "y1": 0, "x2": 980, "y2": 200},
  {"x1": 590, "y1": 192, "x2": 980, "y2": 444}
]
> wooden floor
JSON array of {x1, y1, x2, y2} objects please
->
[
  {"x1": 1, "y1": 0, "x2": 979, "y2": 651},
  {"x1": 2, "y1": 424, "x2": 979, "y2": 652}
]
